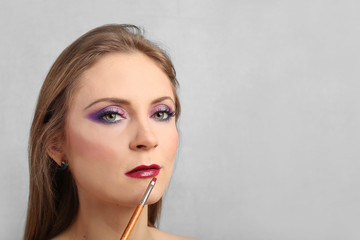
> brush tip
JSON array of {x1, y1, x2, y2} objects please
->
[{"x1": 152, "y1": 177, "x2": 157, "y2": 182}]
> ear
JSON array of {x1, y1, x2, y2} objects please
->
[{"x1": 47, "y1": 144, "x2": 65, "y2": 166}]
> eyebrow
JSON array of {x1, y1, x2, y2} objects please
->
[{"x1": 84, "y1": 96, "x2": 175, "y2": 110}]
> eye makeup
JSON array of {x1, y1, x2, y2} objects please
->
[
  {"x1": 149, "y1": 104, "x2": 175, "y2": 122},
  {"x1": 87, "y1": 105, "x2": 127, "y2": 124}
]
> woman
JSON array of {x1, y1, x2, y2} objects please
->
[{"x1": 25, "y1": 24, "x2": 194, "y2": 240}]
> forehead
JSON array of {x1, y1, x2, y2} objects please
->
[{"x1": 73, "y1": 52, "x2": 174, "y2": 106}]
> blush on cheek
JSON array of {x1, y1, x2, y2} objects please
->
[
  {"x1": 172, "y1": 133, "x2": 179, "y2": 149},
  {"x1": 65, "y1": 125, "x2": 118, "y2": 165},
  {"x1": 168, "y1": 131, "x2": 179, "y2": 160}
]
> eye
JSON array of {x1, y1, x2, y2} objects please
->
[
  {"x1": 150, "y1": 104, "x2": 175, "y2": 122},
  {"x1": 101, "y1": 112, "x2": 124, "y2": 123},
  {"x1": 87, "y1": 106, "x2": 127, "y2": 125},
  {"x1": 153, "y1": 111, "x2": 169, "y2": 121}
]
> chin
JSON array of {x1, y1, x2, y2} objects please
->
[
  {"x1": 145, "y1": 188, "x2": 164, "y2": 205},
  {"x1": 106, "y1": 185, "x2": 163, "y2": 207}
]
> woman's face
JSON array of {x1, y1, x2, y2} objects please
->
[{"x1": 64, "y1": 52, "x2": 178, "y2": 206}]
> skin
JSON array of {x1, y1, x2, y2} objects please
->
[{"x1": 50, "y1": 52, "x2": 194, "y2": 240}]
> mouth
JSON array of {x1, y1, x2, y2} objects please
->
[{"x1": 125, "y1": 164, "x2": 161, "y2": 178}]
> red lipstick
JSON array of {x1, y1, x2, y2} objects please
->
[{"x1": 125, "y1": 164, "x2": 160, "y2": 178}]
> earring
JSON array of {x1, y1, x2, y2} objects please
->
[{"x1": 60, "y1": 161, "x2": 68, "y2": 169}]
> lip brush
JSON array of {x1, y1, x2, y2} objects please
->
[{"x1": 120, "y1": 177, "x2": 157, "y2": 240}]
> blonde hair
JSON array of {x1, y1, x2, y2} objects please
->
[{"x1": 24, "y1": 24, "x2": 180, "y2": 240}]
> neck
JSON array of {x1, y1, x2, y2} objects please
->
[{"x1": 62, "y1": 189, "x2": 153, "y2": 240}]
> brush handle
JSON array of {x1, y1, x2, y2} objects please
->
[{"x1": 120, "y1": 205, "x2": 144, "y2": 240}]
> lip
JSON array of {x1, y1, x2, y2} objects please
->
[{"x1": 125, "y1": 164, "x2": 161, "y2": 178}]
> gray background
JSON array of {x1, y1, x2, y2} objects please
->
[{"x1": 1, "y1": 1, "x2": 359, "y2": 239}]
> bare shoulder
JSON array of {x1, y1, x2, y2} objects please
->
[{"x1": 149, "y1": 227, "x2": 198, "y2": 240}]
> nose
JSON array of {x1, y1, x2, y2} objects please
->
[{"x1": 129, "y1": 119, "x2": 158, "y2": 151}]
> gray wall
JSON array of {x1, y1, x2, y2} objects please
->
[{"x1": 1, "y1": 1, "x2": 359, "y2": 239}]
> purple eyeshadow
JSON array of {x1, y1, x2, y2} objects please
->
[
  {"x1": 87, "y1": 106, "x2": 127, "y2": 124},
  {"x1": 149, "y1": 104, "x2": 175, "y2": 122}
]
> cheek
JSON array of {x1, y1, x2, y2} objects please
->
[
  {"x1": 169, "y1": 130, "x2": 179, "y2": 157},
  {"x1": 64, "y1": 124, "x2": 133, "y2": 203},
  {"x1": 65, "y1": 124, "x2": 126, "y2": 167},
  {"x1": 163, "y1": 127, "x2": 178, "y2": 162},
  {"x1": 64, "y1": 123, "x2": 130, "y2": 192}
]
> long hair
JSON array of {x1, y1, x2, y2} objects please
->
[{"x1": 24, "y1": 24, "x2": 180, "y2": 240}]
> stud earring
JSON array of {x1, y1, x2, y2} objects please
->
[{"x1": 60, "y1": 161, "x2": 68, "y2": 169}]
